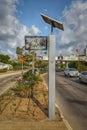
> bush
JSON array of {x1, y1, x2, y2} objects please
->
[
  {"x1": 68, "y1": 62, "x2": 78, "y2": 68},
  {"x1": 14, "y1": 70, "x2": 43, "y2": 98},
  {"x1": 23, "y1": 70, "x2": 34, "y2": 80},
  {"x1": 34, "y1": 75, "x2": 43, "y2": 82},
  {"x1": 78, "y1": 65, "x2": 87, "y2": 72},
  {"x1": 16, "y1": 80, "x2": 24, "y2": 91}
]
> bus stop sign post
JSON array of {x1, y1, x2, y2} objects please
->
[
  {"x1": 40, "y1": 13, "x2": 64, "y2": 120},
  {"x1": 48, "y1": 35, "x2": 55, "y2": 119}
]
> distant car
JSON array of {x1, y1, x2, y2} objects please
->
[
  {"x1": 79, "y1": 71, "x2": 87, "y2": 83},
  {"x1": 64, "y1": 68, "x2": 79, "y2": 77},
  {"x1": 55, "y1": 67, "x2": 62, "y2": 72}
]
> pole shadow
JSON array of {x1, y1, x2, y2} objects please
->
[{"x1": 32, "y1": 96, "x2": 48, "y2": 117}]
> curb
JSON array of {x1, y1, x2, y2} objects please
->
[{"x1": 55, "y1": 104, "x2": 73, "y2": 130}]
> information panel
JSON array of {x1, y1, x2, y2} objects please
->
[{"x1": 25, "y1": 36, "x2": 47, "y2": 50}]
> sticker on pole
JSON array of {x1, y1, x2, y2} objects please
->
[{"x1": 25, "y1": 36, "x2": 47, "y2": 50}]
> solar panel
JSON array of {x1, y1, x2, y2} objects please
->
[{"x1": 40, "y1": 13, "x2": 64, "y2": 31}]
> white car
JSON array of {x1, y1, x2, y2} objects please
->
[
  {"x1": 0, "y1": 62, "x2": 13, "y2": 70},
  {"x1": 79, "y1": 71, "x2": 87, "y2": 83},
  {"x1": 64, "y1": 68, "x2": 79, "y2": 77}
]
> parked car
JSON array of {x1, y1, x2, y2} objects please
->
[
  {"x1": 64, "y1": 68, "x2": 79, "y2": 77},
  {"x1": 0, "y1": 62, "x2": 13, "y2": 70},
  {"x1": 79, "y1": 71, "x2": 87, "y2": 83}
]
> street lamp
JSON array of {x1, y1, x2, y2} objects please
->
[{"x1": 41, "y1": 13, "x2": 64, "y2": 120}]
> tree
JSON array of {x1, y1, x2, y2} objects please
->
[
  {"x1": 68, "y1": 62, "x2": 78, "y2": 68},
  {"x1": 0, "y1": 54, "x2": 10, "y2": 63},
  {"x1": 16, "y1": 47, "x2": 23, "y2": 58}
]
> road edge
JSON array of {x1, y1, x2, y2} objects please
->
[
  {"x1": 41, "y1": 73, "x2": 73, "y2": 130},
  {"x1": 55, "y1": 104, "x2": 73, "y2": 130}
]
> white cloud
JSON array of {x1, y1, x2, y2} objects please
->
[
  {"x1": 57, "y1": 1, "x2": 87, "y2": 56},
  {"x1": 0, "y1": 0, "x2": 40, "y2": 57},
  {"x1": 29, "y1": 25, "x2": 40, "y2": 35}
]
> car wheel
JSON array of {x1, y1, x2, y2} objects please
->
[
  {"x1": 79, "y1": 77, "x2": 82, "y2": 83},
  {"x1": 68, "y1": 73, "x2": 70, "y2": 77},
  {"x1": 64, "y1": 73, "x2": 66, "y2": 77}
]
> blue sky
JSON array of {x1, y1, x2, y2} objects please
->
[
  {"x1": 15, "y1": 0, "x2": 72, "y2": 35},
  {"x1": 0, "y1": 0, "x2": 87, "y2": 57},
  {"x1": 15, "y1": 0, "x2": 74, "y2": 36}
]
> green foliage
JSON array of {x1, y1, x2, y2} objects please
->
[
  {"x1": 34, "y1": 75, "x2": 43, "y2": 82},
  {"x1": 16, "y1": 47, "x2": 23, "y2": 56},
  {"x1": 78, "y1": 62, "x2": 87, "y2": 72},
  {"x1": 0, "y1": 54, "x2": 10, "y2": 63},
  {"x1": 56, "y1": 61, "x2": 87, "y2": 72},
  {"x1": 78, "y1": 65, "x2": 87, "y2": 72},
  {"x1": 16, "y1": 81, "x2": 24, "y2": 91},
  {"x1": 23, "y1": 70, "x2": 34, "y2": 81},
  {"x1": 14, "y1": 80, "x2": 30, "y2": 97},
  {"x1": 56, "y1": 63, "x2": 65, "y2": 70},
  {"x1": 24, "y1": 54, "x2": 33, "y2": 62},
  {"x1": 66, "y1": 61, "x2": 87, "y2": 72},
  {"x1": 84, "y1": 62, "x2": 87, "y2": 66},
  {"x1": 68, "y1": 62, "x2": 78, "y2": 68},
  {"x1": 23, "y1": 70, "x2": 42, "y2": 87},
  {"x1": 15, "y1": 69, "x2": 43, "y2": 98},
  {"x1": 40, "y1": 70, "x2": 46, "y2": 74},
  {"x1": 35, "y1": 60, "x2": 48, "y2": 69},
  {"x1": 11, "y1": 62, "x2": 21, "y2": 70}
]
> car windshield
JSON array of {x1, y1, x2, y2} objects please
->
[
  {"x1": 69, "y1": 68, "x2": 77, "y2": 71},
  {"x1": 81, "y1": 71, "x2": 87, "y2": 75}
]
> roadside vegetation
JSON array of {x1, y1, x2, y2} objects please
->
[
  {"x1": 17, "y1": 69, "x2": 43, "y2": 98},
  {"x1": 68, "y1": 61, "x2": 87, "y2": 72},
  {"x1": 56, "y1": 61, "x2": 87, "y2": 72}
]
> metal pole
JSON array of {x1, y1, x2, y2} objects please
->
[
  {"x1": 32, "y1": 54, "x2": 34, "y2": 74},
  {"x1": 51, "y1": 25, "x2": 53, "y2": 34},
  {"x1": 48, "y1": 35, "x2": 55, "y2": 120},
  {"x1": 22, "y1": 62, "x2": 23, "y2": 80}
]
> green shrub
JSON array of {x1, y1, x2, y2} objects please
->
[
  {"x1": 34, "y1": 75, "x2": 43, "y2": 82},
  {"x1": 23, "y1": 70, "x2": 34, "y2": 81},
  {"x1": 14, "y1": 70, "x2": 43, "y2": 98},
  {"x1": 16, "y1": 80, "x2": 24, "y2": 91},
  {"x1": 78, "y1": 65, "x2": 87, "y2": 72}
]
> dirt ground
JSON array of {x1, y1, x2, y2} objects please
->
[
  {"x1": 0, "y1": 79, "x2": 69, "y2": 130},
  {"x1": 0, "y1": 82, "x2": 61, "y2": 121}
]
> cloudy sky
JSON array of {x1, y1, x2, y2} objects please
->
[{"x1": 0, "y1": 0, "x2": 87, "y2": 57}]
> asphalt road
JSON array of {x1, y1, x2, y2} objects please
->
[
  {"x1": 56, "y1": 72, "x2": 87, "y2": 130},
  {"x1": 0, "y1": 71, "x2": 21, "y2": 95}
]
